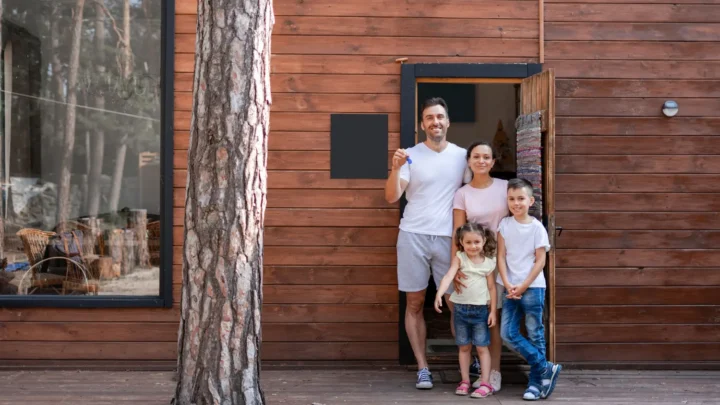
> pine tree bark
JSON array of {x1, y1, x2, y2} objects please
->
[
  {"x1": 88, "y1": 0, "x2": 107, "y2": 217},
  {"x1": 56, "y1": 0, "x2": 86, "y2": 225},
  {"x1": 173, "y1": 0, "x2": 274, "y2": 404},
  {"x1": 109, "y1": 0, "x2": 132, "y2": 212}
]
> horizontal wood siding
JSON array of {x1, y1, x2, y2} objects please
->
[
  {"x1": 547, "y1": 1, "x2": 720, "y2": 365},
  {"x1": 255, "y1": 0, "x2": 539, "y2": 361}
]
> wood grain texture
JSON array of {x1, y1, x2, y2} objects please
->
[
  {"x1": 262, "y1": 323, "x2": 397, "y2": 342},
  {"x1": 555, "y1": 230, "x2": 720, "y2": 249},
  {"x1": 555, "y1": 212, "x2": 720, "y2": 230},
  {"x1": 556, "y1": 98, "x2": 720, "y2": 117},
  {"x1": 556, "y1": 174, "x2": 720, "y2": 193},
  {"x1": 556, "y1": 343, "x2": 720, "y2": 362},
  {"x1": 264, "y1": 266, "x2": 397, "y2": 285},
  {"x1": 557, "y1": 79, "x2": 720, "y2": 98},
  {"x1": 556, "y1": 117, "x2": 720, "y2": 136},
  {"x1": 546, "y1": 22, "x2": 720, "y2": 42},
  {"x1": 556, "y1": 306, "x2": 720, "y2": 325},
  {"x1": 263, "y1": 304, "x2": 398, "y2": 323},
  {"x1": 275, "y1": 16, "x2": 538, "y2": 38},
  {"x1": 265, "y1": 227, "x2": 397, "y2": 246},
  {"x1": 556, "y1": 287, "x2": 720, "y2": 305},
  {"x1": 556, "y1": 193, "x2": 720, "y2": 212},
  {"x1": 265, "y1": 208, "x2": 399, "y2": 227},
  {"x1": 557, "y1": 156, "x2": 720, "y2": 174},
  {"x1": 557, "y1": 268, "x2": 720, "y2": 286},
  {"x1": 557, "y1": 325, "x2": 720, "y2": 343},
  {"x1": 557, "y1": 250, "x2": 720, "y2": 268},
  {"x1": 273, "y1": 0, "x2": 538, "y2": 19},
  {"x1": 272, "y1": 36, "x2": 538, "y2": 57},
  {"x1": 546, "y1": 60, "x2": 720, "y2": 79},
  {"x1": 546, "y1": 41, "x2": 720, "y2": 61},
  {"x1": 557, "y1": 136, "x2": 720, "y2": 155},
  {"x1": 546, "y1": 4, "x2": 720, "y2": 23}
]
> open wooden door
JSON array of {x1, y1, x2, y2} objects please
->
[{"x1": 517, "y1": 69, "x2": 556, "y2": 361}]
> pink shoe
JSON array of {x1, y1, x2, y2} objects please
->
[
  {"x1": 471, "y1": 382, "x2": 494, "y2": 398},
  {"x1": 455, "y1": 380, "x2": 471, "y2": 396}
]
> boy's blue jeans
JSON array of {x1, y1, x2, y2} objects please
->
[{"x1": 500, "y1": 287, "x2": 548, "y2": 388}]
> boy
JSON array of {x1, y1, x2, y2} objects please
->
[{"x1": 496, "y1": 178, "x2": 561, "y2": 400}]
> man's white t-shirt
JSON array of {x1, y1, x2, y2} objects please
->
[
  {"x1": 398, "y1": 142, "x2": 467, "y2": 237},
  {"x1": 496, "y1": 216, "x2": 550, "y2": 288}
]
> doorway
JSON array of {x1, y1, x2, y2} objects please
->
[{"x1": 397, "y1": 64, "x2": 557, "y2": 368}]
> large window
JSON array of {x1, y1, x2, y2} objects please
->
[{"x1": 0, "y1": 0, "x2": 172, "y2": 306}]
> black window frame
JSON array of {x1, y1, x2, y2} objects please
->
[
  {"x1": 0, "y1": 0, "x2": 175, "y2": 309},
  {"x1": 398, "y1": 63, "x2": 542, "y2": 364}
]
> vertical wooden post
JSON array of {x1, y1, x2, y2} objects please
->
[
  {"x1": 122, "y1": 228, "x2": 136, "y2": 274},
  {"x1": 129, "y1": 208, "x2": 149, "y2": 268},
  {"x1": 109, "y1": 229, "x2": 124, "y2": 274}
]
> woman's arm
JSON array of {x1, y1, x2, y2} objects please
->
[{"x1": 451, "y1": 209, "x2": 467, "y2": 257}]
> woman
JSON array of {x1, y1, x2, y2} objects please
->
[{"x1": 452, "y1": 140, "x2": 509, "y2": 393}]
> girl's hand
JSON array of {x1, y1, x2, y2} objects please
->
[
  {"x1": 488, "y1": 311, "x2": 497, "y2": 328},
  {"x1": 434, "y1": 294, "x2": 444, "y2": 313}
]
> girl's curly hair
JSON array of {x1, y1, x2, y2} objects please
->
[{"x1": 455, "y1": 222, "x2": 497, "y2": 258}]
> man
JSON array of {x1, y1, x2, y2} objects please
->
[{"x1": 385, "y1": 97, "x2": 467, "y2": 389}]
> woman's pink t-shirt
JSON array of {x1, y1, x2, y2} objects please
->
[{"x1": 453, "y1": 178, "x2": 509, "y2": 236}]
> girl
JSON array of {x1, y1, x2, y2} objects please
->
[
  {"x1": 435, "y1": 222, "x2": 498, "y2": 398},
  {"x1": 452, "y1": 141, "x2": 509, "y2": 392}
]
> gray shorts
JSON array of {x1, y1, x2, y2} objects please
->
[{"x1": 396, "y1": 230, "x2": 452, "y2": 294}]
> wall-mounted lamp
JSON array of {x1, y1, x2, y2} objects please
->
[{"x1": 662, "y1": 100, "x2": 679, "y2": 117}]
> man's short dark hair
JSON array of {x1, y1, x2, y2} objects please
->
[
  {"x1": 420, "y1": 97, "x2": 449, "y2": 119},
  {"x1": 508, "y1": 178, "x2": 535, "y2": 197}
]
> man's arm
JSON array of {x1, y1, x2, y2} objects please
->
[{"x1": 385, "y1": 149, "x2": 409, "y2": 203}]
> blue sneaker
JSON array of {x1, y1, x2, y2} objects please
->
[
  {"x1": 416, "y1": 367, "x2": 433, "y2": 389},
  {"x1": 540, "y1": 362, "x2": 562, "y2": 399},
  {"x1": 469, "y1": 356, "x2": 480, "y2": 377}
]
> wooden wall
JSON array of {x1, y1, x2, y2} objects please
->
[
  {"x1": 4, "y1": 0, "x2": 718, "y2": 367},
  {"x1": 546, "y1": 1, "x2": 720, "y2": 365}
]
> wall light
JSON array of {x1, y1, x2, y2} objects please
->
[{"x1": 662, "y1": 100, "x2": 679, "y2": 117}]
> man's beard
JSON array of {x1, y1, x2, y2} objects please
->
[{"x1": 425, "y1": 127, "x2": 445, "y2": 142}]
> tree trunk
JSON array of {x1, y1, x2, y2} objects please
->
[
  {"x1": 108, "y1": 135, "x2": 127, "y2": 212},
  {"x1": 51, "y1": 4, "x2": 65, "y2": 165},
  {"x1": 173, "y1": 0, "x2": 274, "y2": 404},
  {"x1": 88, "y1": 0, "x2": 106, "y2": 217},
  {"x1": 56, "y1": 0, "x2": 86, "y2": 225},
  {"x1": 129, "y1": 208, "x2": 149, "y2": 268},
  {"x1": 109, "y1": 0, "x2": 132, "y2": 213},
  {"x1": 122, "y1": 228, "x2": 135, "y2": 275},
  {"x1": 109, "y1": 229, "x2": 123, "y2": 273}
]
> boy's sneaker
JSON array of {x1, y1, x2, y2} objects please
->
[
  {"x1": 469, "y1": 357, "x2": 481, "y2": 377},
  {"x1": 416, "y1": 367, "x2": 433, "y2": 389},
  {"x1": 540, "y1": 362, "x2": 562, "y2": 399}
]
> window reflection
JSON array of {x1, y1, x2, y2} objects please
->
[{"x1": 0, "y1": 0, "x2": 163, "y2": 297}]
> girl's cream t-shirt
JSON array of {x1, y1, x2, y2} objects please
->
[{"x1": 449, "y1": 251, "x2": 496, "y2": 306}]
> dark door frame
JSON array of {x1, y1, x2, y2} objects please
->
[{"x1": 398, "y1": 63, "x2": 543, "y2": 365}]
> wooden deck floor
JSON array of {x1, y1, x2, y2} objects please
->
[{"x1": 1, "y1": 368, "x2": 719, "y2": 404}]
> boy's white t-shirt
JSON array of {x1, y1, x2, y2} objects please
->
[
  {"x1": 398, "y1": 142, "x2": 467, "y2": 237},
  {"x1": 496, "y1": 216, "x2": 550, "y2": 288}
]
